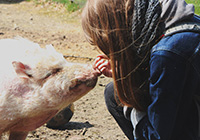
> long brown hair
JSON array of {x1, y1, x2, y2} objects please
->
[{"x1": 82, "y1": 0, "x2": 151, "y2": 111}]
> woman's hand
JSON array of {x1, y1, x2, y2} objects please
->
[{"x1": 93, "y1": 54, "x2": 112, "y2": 77}]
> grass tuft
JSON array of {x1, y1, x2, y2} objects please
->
[
  {"x1": 186, "y1": 0, "x2": 200, "y2": 15},
  {"x1": 29, "y1": 0, "x2": 199, "y2": 14}
]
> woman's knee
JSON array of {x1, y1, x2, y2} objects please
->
[
  {"x1": 104, "y1": 82, "x2": 123, "y2": 115},
  {"x1": 104, "y1": 82, "x2": 116, "y2": 108}
]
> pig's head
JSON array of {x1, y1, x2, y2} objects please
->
[{"x1": 11, "y1": 44, "x2": 99, "y2": 111}]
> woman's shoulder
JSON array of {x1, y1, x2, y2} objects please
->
[
  {"x1": 151, "y1": 31, "x2": 200, "y2": 59},
  {"x1": 152, "y1": 15, "x2": 200, "y2": 57}
]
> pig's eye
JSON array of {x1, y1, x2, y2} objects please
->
[
  {"x1": 52, "y1": 68, "x2": 62, "y2": 75},
  {"x1": 44, "y1": 68, "x2": 62, "y2": 79},
  {"x1": 44, "y1": 73, "x2": 52, "y2": 79}
]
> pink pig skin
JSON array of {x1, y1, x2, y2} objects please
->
[{"x1": 0, "y1": 38, "x2": 100, "y2": 140}]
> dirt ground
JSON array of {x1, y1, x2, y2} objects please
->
[{"x1": 0, "y1": 1, "x2": 128, "y2": 140}]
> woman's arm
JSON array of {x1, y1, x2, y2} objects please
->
[{"x1": 135, "y1": 50, "x2": 192, "y2": 140}]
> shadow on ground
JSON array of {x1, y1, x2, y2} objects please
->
[
  {"x1": 47, "y1": 121, "x2": 94, "y2": 131},
  {"x1": 0, "y1": 0, "x2": 24, "y2": 4}
]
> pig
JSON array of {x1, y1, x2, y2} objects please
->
[{"x1": 0, "y1": 37, "x2": 100, "y2": 140}]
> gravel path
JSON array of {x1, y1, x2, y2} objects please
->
[{"x1": 0, "y1": 1, "x2": 128, "y2": 140}]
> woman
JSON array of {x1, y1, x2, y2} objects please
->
[{"x1": 82, "y1": 0, "x2": 200, "y2": 139}]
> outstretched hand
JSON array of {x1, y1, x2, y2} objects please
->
[{"x1": 93, "y1": 54, "x2": 112, "y2": 78}]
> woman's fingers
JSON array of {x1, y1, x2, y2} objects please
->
[
  {"x1": 93, "y1": 54, "x2": 112, "y2": 77},
  {"x1": 95, "y1": 59, "x2": 106, "y2": 69}
]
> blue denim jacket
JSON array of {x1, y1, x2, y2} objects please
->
[{"x1": 136, "y1": 15, "x2": 200, "y2": 140}]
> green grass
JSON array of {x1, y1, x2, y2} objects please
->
[
  {"x1": 50, "y1": 0, "x2": 86, "y2": 12},
  {"x1": 31, "y1": 0, "x2": 200, "y2": 14},
  {"x1": 186, "y1": 0, "x2": 200, "y2": 15},
  {"x1": 51, "y1": 0, "x2": 84, "y2": 12},
  {"x1": 30, "y1": 0, "x2": 86, "y2": 12}
]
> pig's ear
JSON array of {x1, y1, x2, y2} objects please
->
[{"x1": 12, "y1": 61, "x2": 31, "y2": 79}]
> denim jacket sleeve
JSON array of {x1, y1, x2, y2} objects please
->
[{"x1": 134, "y1": 31, "x2": 200, "y2": 140}]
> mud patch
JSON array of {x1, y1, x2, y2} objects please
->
[{"x1": 0, "y1": 1, "x2": 128, "y2": 140}]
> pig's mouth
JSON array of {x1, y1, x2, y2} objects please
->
[{"x1": 69, "y1": 78, "x2": 97, "y2": 90}]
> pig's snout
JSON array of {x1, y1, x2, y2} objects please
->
[
  {"x1": 93, "y1": 67, "x2": 102, "y2": 77},
  {"x1": 70, "y1": 77, "x2": 97, "y2": 90},
  {"x1": 69, "y1": 68, "x2": 99, "y2": 90}
]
